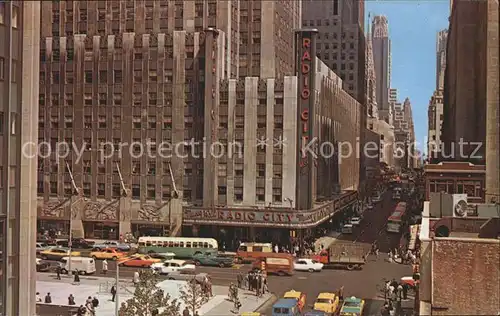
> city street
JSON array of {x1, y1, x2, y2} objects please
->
[{"x1": 37, "y1": 192, "x2": 412, "y2": 315}]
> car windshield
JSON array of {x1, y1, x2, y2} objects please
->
[
  {"x1": 344, "y1": 301, "x2": 360, "y2": 307},
  {"x1": 316, "y1": 298, "x2": 331, "y2": 304},
  {"x1": 311, "y1": 260, "x2": 319, "y2": 264}
]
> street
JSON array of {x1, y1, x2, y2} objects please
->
[{"x1": 38, "y1": 192, "x2": 412, "y2": 315}]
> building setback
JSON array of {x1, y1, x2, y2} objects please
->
[
  {"x1": 182, "y1": 31, "x2": 361, "y2": 244},
  {"x1": 0, "y1": 1, "x2": 40, "y2": 315},
  {"x1": 371, "y1": 15, "x2": 391, "y2": 115}
]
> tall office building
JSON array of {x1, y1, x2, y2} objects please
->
[
  {"x1": 427, "y1": 29, "x2": 447, "y2": 162},
  {"x1": 239, "y1": 1, "x2": 301, "y2": 79},
  {"x1": 371, "y1": 15, "x2": 391, "y2": 113},
  {"x1": 301, "y1": 0, "x2": 366, "y2": 104},
  {"x1": 0, "y1": 1, "x2": 40, "y2": 315},
  {"x1": 436, "y1": 29, "x2": 447, "y2": 90}
]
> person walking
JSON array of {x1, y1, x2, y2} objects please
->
[
  {"x1": 73, "y1": 270, "x2": 80, "y2": 284},
  {"x1": 111, "y1": 285, "x2": 117, "y2": 302},
  {"x1": 237, "y1": 273, "x2": 243, "y2": 288},
  {"x1": 182, "y1": 307, "x2": 190, "y2": 316},
  {"x1": 102, "y1": 259, "x2": 108, "y2": 275},
  {"x1": 56, "y1": 265, "x2": 62, "y2": 280},
  {"x1": 44, "y1": 293, "x2": 52, "y2": 304},
  {"x1": 92, "y1": 296, "x2": 99, "y2": 308},
  {"x1": 68, "y1": 294, "x2": 75, "y2": 305},
  {"x1": 133, "y1": 271, "x2": 140, "y2": 285},
  {"x1": 36, "y1": 292, "x2": 42, "y2": 302}
]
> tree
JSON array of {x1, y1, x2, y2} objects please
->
[
  {"x1": 119, "y1": 269, "x2": 181, "y2": 316},
  {"x1": 179, "y1": 278, "x2": 209, "y2": 315}
]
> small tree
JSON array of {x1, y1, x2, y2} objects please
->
[
  {"x1": 119, "y1": 269, "x2": 181, "y2": 316},
  {"x1": 179, "y1": 278, "x2": 209, "y2": 315}
]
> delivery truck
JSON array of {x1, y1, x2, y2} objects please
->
[{"x1": 310, "y1": 241, "x2": 368, "y2": 270}]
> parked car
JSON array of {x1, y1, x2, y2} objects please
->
[
  {"x1": 161, "y1": 270, "x2": 208, "y2": 282},
  {"x1": 350, "y1": 217, "x2": 361, "y2": 226},
  {"x1": 56, "y1": 238, "x2": 94, "y2": 249},
  {"x1": 293, "y1": 258, "x2": 324, "y2": 272},
  {"x1": 192, "y1": 252, "x2": 235, "y2": 267},
  {"x1": 36, "y1": 258, "x2": 50, "y2": 272},
  {"x1": 40, "y1": 247, "x2": 81, "y2": 261},
  {"x1": 36, "y1": 243, "x2": 50, "y2": 255},
  {"x1": 150, "y1": 259, "x2": 196, "y2": 274},
  {"x1": 341, "y1": 224, "x2": 353, "y2": 234},
  {"x1": 90, "y1": 248, "x2": 126, "y2": 260},
  {"x1": 149, "y1": 252, "x2": 176, "y2": 261},
  {"x1": 92, "y1": 241, "x2": 131, "y2": 252},
  {"x1": 118, "y1": 254, "x2": 162, "y2": 268}
]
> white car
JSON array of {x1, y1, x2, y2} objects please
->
[
  {"x1": 294, "y1": 258, "x2": 324, "y2": 272},
  {"x1": 151, "y1": 259, "x2": 196, "y2": 275},
  {"x1": 342, "y1": 224, "x2": 353, "y2": 234},
  {"x1": 350, "y1": 217, "x2": 361, "y2": 226}
]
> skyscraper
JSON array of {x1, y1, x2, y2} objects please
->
[
  {"x1": 371, "y1": 15, "x2": 391, "y2": 113},
  {"x1": 436, "y1": 29, "x2": 448, "y2": 90},
  {"x1": 0, "y1": 1, "x2": 40, "y2": 315},
  {"x1": 301, "y1": 0, "x2": 366, "y2": 104}
]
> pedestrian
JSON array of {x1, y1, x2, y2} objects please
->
[
  {"x1": 237, "y1": 273, "x2": 243, "y2": 288},
  {"x1": 36, "y1": 292, "x2": 42, "y2": 302},
  {"x1": 86, "y1": 296, "x2": 92, "y2": 306},
  {"x1": 248, "y1": 272, "x2": 254, "y2": 291},
  {"x1": 44, "y1": 293, "x2": 52, "y2": 304},
  {"x1": 68, "y1": 294, "x2": 75, "y2": 305},
  {"x1": 73, "y1": 270, "x2": 80, "y2": 284},
  {"x1": 133, "y1": 271, "x2": 140, "y2": 285},
  {"x1": 111, "y1": 285, "x2": 117, "y2": 302},
  {"x1": 194, "y1": 312, "x2": 199, "y2": 316},
  {"x1": 339, "y1": 286, "x2": 344, "y2": 301},
  {"x1": 397, "y1": 284, "x2": 403, "y2": 301},
  {"x1": 182, "y1": 307, "x2": 190, "y2": 316},
  {"x1": 92, "y1": 296, "x2": 99, "y2": 308},
  {"x1": 102, "y1": 259, "x2": 108, "y2": 275},
  {"x1": 402, "y1": 283, "x2": 408, "y2": 300},
  {"x1": 56, "y1": 265, "x2": 62, "y2": 280},
  {"x1": 77, "y1": 305, "x2": 85, "y2": 316},
  {"x1": 256, "y1": 274, "x2": 262, "y2": 297},
  {"x1": 274, "y1": 244, "x2": 279, "y2": 253}
]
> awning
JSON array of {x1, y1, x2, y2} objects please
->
[{"x1": 408, "y1": 225, "x2": 421, "y2": 250}]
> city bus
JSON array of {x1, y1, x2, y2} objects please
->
[
  {"x1": 137, "y1": 237, "x2": 218, "y2": 259},
  {"x1": 386, "y1": 202, "x2": 407, "y2": 233}
]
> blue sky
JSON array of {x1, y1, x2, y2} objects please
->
[{"x1": 365, "y1": 0, "x2": 450, "y2": 152}]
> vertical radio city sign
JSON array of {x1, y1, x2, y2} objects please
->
[{"x1": 295, "y1": 29, "x2": 318, "y2": 211}]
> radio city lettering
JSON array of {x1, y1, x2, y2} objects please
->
[{"x1": 299, "y1": 36, "x2": 312, "y2": 168}]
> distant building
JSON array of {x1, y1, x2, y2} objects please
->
[{"x1": 372, "y1": 16, "x2": 391, "y2": 115}]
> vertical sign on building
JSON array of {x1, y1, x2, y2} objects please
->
[{"x1": 295, "y1": 29, "x2": 318, "y2": 211}]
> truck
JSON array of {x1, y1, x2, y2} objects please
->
[{"x1": 310, "y1": 241, "x2": 368, "y2": 270}]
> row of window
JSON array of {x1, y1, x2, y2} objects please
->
[
  {"x1": 0, "y1": 57, "x2": 18, "y2": 82},
  {"x1": 39, "y1": 115, "x2": 187, "y2": 130},
  {"x1": 0, "y1": 111, "x2": 19, "y2": 136},
  {"x1": 428, "y1": 180, "x2": 482, "y2": 197}
]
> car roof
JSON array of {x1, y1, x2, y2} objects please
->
[
  {"x1": 164, "y1": 259, "x2": 186, "y2": 265},
  {"x1": 344, "y1": 296, "x2": 362, "y2": 303},
  {"x1": 273, "y1": 298, "x2": 298, "y2": 308},
  {"x1": 317, "y1": 292, "x2": 337, "y2": 299},
  {"x1": 283, "y1": 290, "x2": 303, "y2": 299}
]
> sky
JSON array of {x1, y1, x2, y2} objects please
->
[{"x1": 365, "y1": 0, "x2": 450, "y2": 153}]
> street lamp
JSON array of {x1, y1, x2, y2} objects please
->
[
  {"x1": 114, "y1": 256, "x2": 136, "y2": 316},
  {"x1": 66, "y1": 161, "x2": 80, "y2": 275}
]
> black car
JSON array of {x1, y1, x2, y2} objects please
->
[
  {"x1": 56, "y1": 238, "x2": 94, "y2": 249},
  {"x1": 36, "y1": 259, "x2": 50, "y2": 272}
]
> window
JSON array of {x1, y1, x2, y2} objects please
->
[
  {"x1": 84, "y1": 116, "x2": 92, "y2": 129},
  {"x1": 183, "y1": 190, "x2": 192, "y2": 201},
  {"x1": 112, "y1": 116, "x2": 121, "y2": 129},
  {"x1": 134, "y1": 70, "x2": 142, "y2": 83},
  {"x1": 64, "y1": 116, "x2": 73, "y2": 128},
  {"x1": 256, "y1": 188, "x2": 265, "y2": 202},
  {"x1": 132, "y1": 184, "x2": 140, "y2": 199},
  {"x1": 257, "y1": 164, "x2": 265, "y2": 177},
  {"x1": 97, "y1": 183, "x2": 105, "y2": 197},
  {"x1": 113, "y1": 93, "x2": 122, "y2": 106},
  {"x1": 218, "y1": 186, "x2": 227, "y2": 195},
  {"x1": 65, "y1": 93, "x2": 73, "y2": 106},
  {"x1": 132, "y1": 161, "x2": 141, "y2": 175},
  {"x1": 218, "y1": 164, "x2": 227, "y2": 177},
  {"x1": 83, "y1": 182, "x2": 91, "y2": 196},
  {"x1": 98, "y1": 163, "x2": 106, "y2": 174},
  {"x1": 114, "y1": 70, "x2": 123, "y2": 83},
  {"x1": 149, "y1": 92, "x2": 157, "y2": 106},
  {"x1": 50, "y1": 181, "x2": 58, "y2": 195},
  {"x1": 84, "y1": 71, "x2": 93, "y2": 83},
  {"x1": 98, "y1": 115, "x2": 106, "y2": 128},
  {"x1": 52, "y1": 71, "x2": 60, "y2": 84},
  {"x1": 84, "y1": 93, "x2": 92, "y2": 106},
  {"x1": 273, "y1": 188, "x2": 282, "y2": 203},
  {"x1": 99, "y1": 70, "x2": 107, "y2": 83},
  {"x1": 83, "y1": 160, "x2": 91, "y2": 173},
  {"x1": 0, "y1": 2, "x2": 5, "y2": 25},
  {"x1": 12, "y1": 5, "x2": 19, "y2": 28},
  {"x1": 148, "y1": 162, "x2": 156, "y2": 175},
  {"x1": 133, "y1": 116, "x2": 141, "y2": 129},
  {"x1": 148, "y1": 116, "x2": 156, "y2": 129},
  {"x1": 66, "y1": 71, "x2": 74, "y2": 84},
  {"x1": 147, "y1": 185, "x2": 156, "y2": 199},
  {"x1": 0, "y1": 57, "x2": 5, "y2": 80},
  {"x1": 162, "y1": 185, "x2": 171, "y2": 199},
  {"x1": 235, "y1": 164, "x2": 243, "y2": 177},
  {"x1": 0, "y1": 111, "x2": 3, "y2": 134},
  {"x1": 112, "y1": 184, "x2": 121, "y2": 197}
]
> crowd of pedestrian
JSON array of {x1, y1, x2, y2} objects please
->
[
  {"x1": 236, "y1": 269, "x2": 269, "y2": 297},
  {"x1": 36, "y1": 291, "x2": 99, "y2": 315},
  {"x1": 380, "y1": 278, "x2": 411, "y2": 316}
]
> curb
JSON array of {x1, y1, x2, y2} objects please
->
[{"x1": 255, "y1": 294, "x2": 278, "y2": 313}]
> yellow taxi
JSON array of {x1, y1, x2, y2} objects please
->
[
  {"x1": 40, "y1": 247, "x2": 81, "y2": 261},
  {"x1": 118, "y1": 254, "x2": 162, "y2": 267},
  {"x1": 283, "y1": 290, "x2": 306, "y2": 312},
  {"x1": 313, "y1": 292, "x2": 340, "y2": 314},
  {"x1": 90, "y1": 248, "x2": 126, "y2": 260},
  {"x1": 339, "y1": 296, "x2": 365, "y2": 316}
]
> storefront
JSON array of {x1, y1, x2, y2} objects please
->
[
  {"x1": 83, "y1": 221, "x2": 119, "y2": 240},
  {"x1": 182, "y1": 191, "x2": 358, "y2": 250},
  {"x1": 37, "y1": 220, "x2": 70, "y2": 237},
  {"x1": 131, "y1": 223, "x2": 170, "y2": 237}
]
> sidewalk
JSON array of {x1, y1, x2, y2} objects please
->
[{"x1": 36, "y1": 274, "x2": 271, "y2": 315}]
